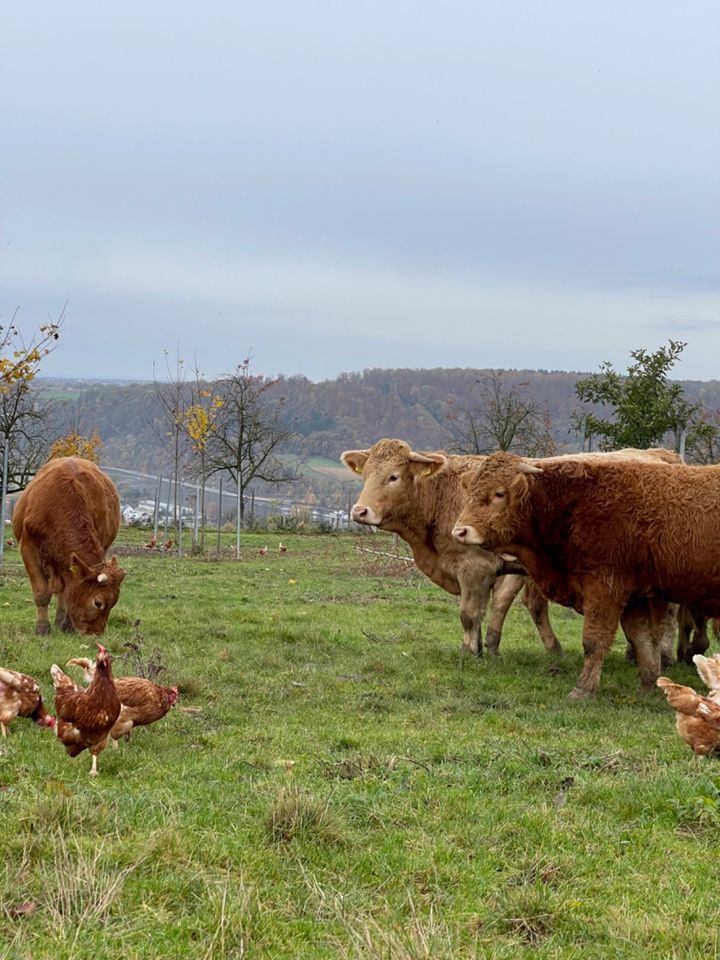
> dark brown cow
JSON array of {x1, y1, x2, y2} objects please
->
[
  {"x1": 452, "y1": 452, "x2": 720, "y2": 697},
  {"x1": 12, "y1": 457, "x2": 126, "y2": 635},
  {"x1": 341, "y1": 439, "x2": 560, "y2": 656}
]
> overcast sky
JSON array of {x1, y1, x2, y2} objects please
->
[{"x1": 2, "y1": 1, "x2": 718, "y2": 382}]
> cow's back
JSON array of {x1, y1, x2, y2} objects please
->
[{"x1": 12, "y1": 458, "x2": 120, "y2": 564}]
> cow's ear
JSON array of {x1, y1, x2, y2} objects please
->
[
  {"x1": 509, "y1": 473, "x2": 531, "y2": 500},
  {"x1": 409, "y1": 452, "x2": 447, "y2": 479},
  {"x1": 341, "y1": 449, "x2": 370, "y2": 475},
  {"x1": 68, "y1": 552, "x2": 89, "y2": 578}
]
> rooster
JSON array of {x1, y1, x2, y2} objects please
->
[
  {"x1": 144, "y1": 535, "x2": 157, "y2": 550},
  {"x1": 258, "y1": 546, "x2": 268, "y2": 557},
  {"x1": 0, "y1": 668, "x2": 55, "y2": 737},
  {"x1": 67, "y1": 657, "x2": 178, "y2": 746},
  {"x1": 51, "y1": 643, "x2": 121, "y2": 776},
  {"x1": 163, "y1": 538, "x2": 174, "y2": 553},
  {"x1": 657, "y1": 653, "x2": 720, "y2": 756},
  {"x1": 278, "y1": 542, "x2": 288, "y2": 555},
  {"x1": 5, "y1": 537, "x2": 14, "y2": 548}
]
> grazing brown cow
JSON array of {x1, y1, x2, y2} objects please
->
[
  {"x1": 341, "y1": 439, "x2": 561, "y2": 657},
  {"x1": 12, "y1": 457, "x2": 126, "y2": 636},
  {"x1": 452, "y1": 452, "x2": 720, "y2": 698}
]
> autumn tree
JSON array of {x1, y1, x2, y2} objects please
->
[
  {"x1": 182, "y1": 373, "x2": 224, "y2": 551},
  {"x1": 679, "y1": 408, "x2": 720, "y2": 464},
  {"x1": 152, "y1": 347, "x2": 191, "y2": 530},
  {"x1": 0, "y1": 309, "x2": 63, "y2": 497},
  {"x1": 50, "y1": 430, "x2": 103, "y2": 463},
  {"x1": 206, "y1": 357, "x2": 297, "y2": 552},
  {"x1": 571, "y1": 341, "x2": 711, "y2": 454},
  {"x1": 446, "y1": 370, "x2": 557, "y2": 456}
]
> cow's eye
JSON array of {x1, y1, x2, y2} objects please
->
[
  {"x1": 387, "y1": 474, "x2": 399, "y2": 483},
  {"x1": 93, "y1": 599, "x2": 105, "y2": 610},
  {"x1": 494, "y1": 490, "x2": 506, "y2": 500}
]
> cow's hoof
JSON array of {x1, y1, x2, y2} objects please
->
[
  {"x1": 60, "y1": 619, "x2": 75, "y2": 633},
  {"x1": 567, "y1": 686, "x2": 593, "y2": 701},
  {"x1": 35, "y1": 623, "x2": 51, "y2": 636}
]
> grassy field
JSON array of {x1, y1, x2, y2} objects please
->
[{"x1": 1, "y1": 529, "x2": 719, "y2": 958}]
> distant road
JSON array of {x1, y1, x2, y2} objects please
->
[{"x1": 101, "y1": 465, "x2": 346, "y2": 521}]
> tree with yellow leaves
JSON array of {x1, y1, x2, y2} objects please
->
[
  {"x1": 0, "y1": 309, "x2": 62, "y2": 393},
  {"x1": 0, "y1": 309, "x2": 63, "y2": 498},
  {"x1": 183, "y1": 383, "x2": 224, "y2": 551},
  {"x1": 49, "y1": 431, "x2": 103, "y2": 463}
]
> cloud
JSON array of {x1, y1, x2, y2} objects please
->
[{"x1": 663, "y1": 318, "x2": 720, "y2": 332}]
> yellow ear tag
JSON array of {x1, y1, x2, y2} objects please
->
[
  {"x1": 354, "y1": 466, "x2": 363, "y2": 475},
  {"x1": 69, "y1": 564, "x2": 81, "y2": 577},
  {"x1": 422, "y1": 467, "x2": 432, "y2": 477}
]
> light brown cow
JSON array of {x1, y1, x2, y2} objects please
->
[
  {"x1": 12, "y1": 457, "x2": 126, "y2": 636},
  {"x1": 341, "y1": 439, "x2": 560, "y2": 657},
  {"x1": 452, "y1": 452, "x2": 720, "y2": 697}
]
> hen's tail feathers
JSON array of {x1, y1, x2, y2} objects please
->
[
  {"x1": 656, "y1": 677, "x2": 705, "y2": 717},
  {"x1": 693, "y1": 653, "x2": 720, "y2": 693},
  {"x1": 66, "y1": 658, "x2": 95, "y2": 684},
  {"x1": 50, "y1": 664, "x2": 75, "y2": 689},
  {"x1": 0, "y1": 668, "x2": 21, "y2": 689},
  {"x1": 657, "y1": 676, "x2": 720, "y2": 727}
]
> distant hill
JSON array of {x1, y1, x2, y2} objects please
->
[{"x1": 38, "y1": 368, "x2": 720, "y2": 508}]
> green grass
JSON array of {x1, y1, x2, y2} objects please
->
[{"x1": 1, "y1": 530, "x2": 719, "y2": 958}]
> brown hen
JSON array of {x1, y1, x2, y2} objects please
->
[
  {"x1": 0, "y1": 668, "x2": 55, "y2": 737},
  {"x1": 67, "y1": 657, "x2": 178, "y2": 745},
  {"x1": 657, "y1": 653, "x2": 720, "y2": 756},
  {"x1": 51, "y1": 643, "x2": 121, "y2": 776}
]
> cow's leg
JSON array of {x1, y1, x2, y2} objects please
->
[
  {"x1": 458, "y1": 571, "x2": 493, "y2": 656},
  {"x1": 689, "y1": 609, "x2": 709, "y2": 660},
  {"x1": 658, "y1": 603, "x2": 680, "y2": 669},
  {"x1": 522, "y1": 580, "x2": 562, "y2": 655},
  {"x1": 19, "y1": 540, "x2": 53, "y2": 636},
  {"x1": 55, "y1": 596, "x2": 73, "y2": 632},
  {"x1": 621, "y1": 599, "x2": 667, "y2": 688},
  {"x1": 57, "y1": 605, "x2": 75, "y2": 633},
  {"x1": 571, "y1": 593, "x2": 624, "y2": 699},
  {"x1": 485, "y1": 574, "x2": 525, "y2": 654},
  {"x1": 676, "y1": 605, "x2": 694, "y2": 665}
]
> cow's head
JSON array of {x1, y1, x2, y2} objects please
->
[
  {"x1": 452, "y1": 451, "x2": 542, "y2": 550},
  {"x1": 64, "y1": 554, "x2": 126, "y2": 635},
  {"x1": 341, "y1": 439, "x2": 447, "y2": 529}
]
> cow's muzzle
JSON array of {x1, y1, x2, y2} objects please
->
[
  {"x1": 351, "y1": 504, "x2": 381, "y2": 525},
  {"x1": 452, "y1": 524, "x2": 484, "y2": 546}
]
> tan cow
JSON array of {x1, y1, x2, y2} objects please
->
[
  {"x1": 341, "y1": 439, "x2": 560, "y2": 657},
  {"x1": 12, "y1": 457, "x2": 126, "y2": 635}
]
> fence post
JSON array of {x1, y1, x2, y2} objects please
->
[
  {"x1": 153, "y1": 474, "x2": 162, "y2": 540},
  {"x1": 216, "y1": 477, "x2": 223, "y2": 555},
  {"x1": 178, "y1": 481, "x2": 184, "y2": 558},
  {"x1": 163, "y1": 476, "x2": 171, "y2": 540},
  {"x1": 0, "y1": 436, "x2": 8, "y2": 573},
  {"x1": 193, "y1": 481, "x2": 200, "y2": 545},
  {"x1": 235, "y1": 485, "x2": 241, "y2": 558}
]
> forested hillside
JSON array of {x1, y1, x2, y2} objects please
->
[{"x1": 40, "y1": 367, "x2": 720, "y2": 505}]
